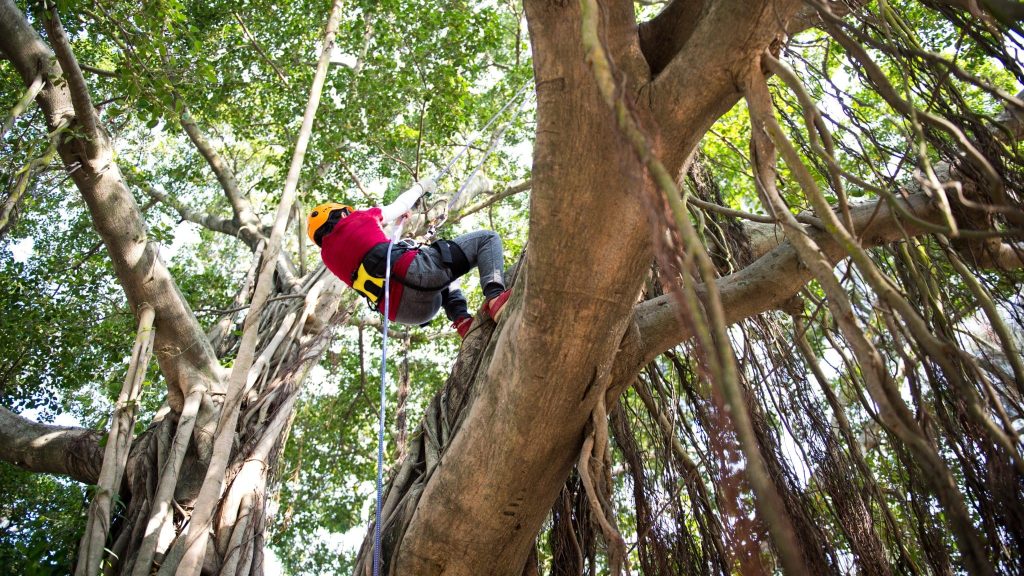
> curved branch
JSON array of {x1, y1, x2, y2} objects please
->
[
  {"x1": 179, "y1": 110, "x2": 263, "y2": 239},
  {"x1": 0, "y1": 0, "x2": 223, "y2": 409},
  {"x1": 137, "y1": 179, "x2": 304, "y2": 294},
  {"x1": 0, "y1": 405, "x2": 102, "y2": 485},
  {"x1": 643, "y1": 0, "x2": 805, "y2": 172},
  {"x1": 638, "y1": 0, "x2": 704, "y2": 76},
  {"x1": 455, "y1": 178, "x2": 532, "y2": 220}
]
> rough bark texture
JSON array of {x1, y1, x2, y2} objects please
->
[
  {"x1": 352, "y1": 0, "x2": 811, "y2": 573},
  {"x1": 381, "y1": 3, "x2": 652, "y2": 573}
]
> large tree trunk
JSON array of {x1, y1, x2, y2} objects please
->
[{"x1": 351, "y1": 0, "x2": 808, "y2": 574}]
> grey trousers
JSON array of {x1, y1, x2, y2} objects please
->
[{"x1": 393, "y1": 230, "x2": 504, "y2": 325}]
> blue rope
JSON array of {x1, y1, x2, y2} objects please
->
[
  {"x1": 368, "y1": 84, "x2": 530, "y2": 574},
  {"x1": 373, "y1": 227, "x2": 399, "y2": 576}
]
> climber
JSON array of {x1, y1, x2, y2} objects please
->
[{"x1": 307, "y1": 179, "x2": 510, "y2": 338}]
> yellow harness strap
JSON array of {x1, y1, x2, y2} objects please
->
[{"x1": 352, "y1": 262, "x2": 386, "y2": 305}]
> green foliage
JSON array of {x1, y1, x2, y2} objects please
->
[
  {"x1": 0, "y1": 463, "x2": 87, "y2": 575},
  {"x1": 271, "y1": 326, "x2": 453, "y2": 574},
  {"x1": 0, "y1": 211, "x2": 134, "y2": 423},
  {"x1": 5, "y1": 0, "x2": 1016, "y2": 571}
]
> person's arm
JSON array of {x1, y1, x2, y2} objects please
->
[{"x1": 379, "y1": 180, "x2": 437, "y2": 224}]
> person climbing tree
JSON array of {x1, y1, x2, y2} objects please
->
[{"x1": 308, "y1": 179, "x2": 510, "y2": 338}]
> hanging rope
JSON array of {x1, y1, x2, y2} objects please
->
[
  {"x1": 373, "y1": 215, "x2": 405, "y2": 576},
  {"x1": 370, "y1": 83, "x2": 531, "y2": 575},
  {"x1": 425, "y1": 82, "x2": 532, "y2": 239},
  {"x1": 432, "y1": 82, "x2": 531, "y2": 183}
]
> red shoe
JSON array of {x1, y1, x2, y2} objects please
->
[
  {"x1": 484, "y1": 289, "x2": 511, "y2": 321},
  {"x1": 453, "y1": 316, "x2": 473, "y2": 339}
]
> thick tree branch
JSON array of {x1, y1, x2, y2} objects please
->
[
  {"x1": 41, "y1": 6, "x2": 100, "y2": 147},
  {"x1": 632, "y1": 192, "x2": 943, "y2": 366},
  {"x1": 0, "y1": 0, "x2": 223, "y2": 409},
  {"x1": 391, "y1": 1, "x2": 653, "y2": 572},
  {"x1": 637, "y1": 0, "x2": 704, "y2": 76},
  {"x1": 0, "y1": 405, "x2": 102, "y2": 485},
  {"x1": 642, "y1": 0, "x2": 804, "y2": 173}
]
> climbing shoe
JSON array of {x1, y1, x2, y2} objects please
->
[
  {"x1": 453, "y1": 316, "x2": 474, "y2": 339},
  {"x1": 483, "y1": 289, "x2": 511, "y2": 321}
]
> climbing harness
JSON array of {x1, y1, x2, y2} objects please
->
[
  {"x1": 350, "y1": 240, "x2": 419, "y2": 309},
  {"x1": 351, "y1": 261, "x2": 386, "y2": 305}
]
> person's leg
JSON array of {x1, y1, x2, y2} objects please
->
[
  {"x1": 441, "y1": 286, "x2": 470, "y2": 322},
  {"x1": 442, "y1": 286, "x2": 474, "y2": 338},
  {"x1": 401, "y1": 249, "x2": 453, "y2": 291},
  {"x1": 450, "y1": 230, "x2": 505, "y2": 298},
  {"x1": 398, "y1": 249, "x2": 476, "y2": 336}
]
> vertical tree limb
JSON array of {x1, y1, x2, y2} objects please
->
[
  {"x1": 76, "y1": 304, "x2": 156, "y2": 576},
  {"x1": 395, "y1": 333, "x2": 411, "y2": 465},
  {"x1": 173, "y1": 2, "x2": 344, "y2": 573},
  {"x1": 129, "y1": 388, "x2": 207, "y2": 576},
  {"x1": 0, "y1": 120, "x2": 65, "y2": 237}
]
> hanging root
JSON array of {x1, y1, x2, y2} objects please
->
[{"x1": 577, "y1": 394, "x2": 630, "y2": 576}]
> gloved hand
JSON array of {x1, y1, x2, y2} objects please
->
[{"x1": 416, "y1": 178, "x2": 437, "y2": 197}]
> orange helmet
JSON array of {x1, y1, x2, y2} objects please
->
[{"x1": 307, "y1": 202, "x2": 354, "y2": 245}]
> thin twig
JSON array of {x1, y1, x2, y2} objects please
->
[{"x1": 232, "y1": 12, "x2": 289, "y2": 86}]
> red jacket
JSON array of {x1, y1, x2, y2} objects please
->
[{"x1": 320, "y1": 207, "x2": 417, "y2": 320}]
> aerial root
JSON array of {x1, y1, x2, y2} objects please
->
[{"x1": 577, "y1": 395, "x2": 631, "y2": 576}]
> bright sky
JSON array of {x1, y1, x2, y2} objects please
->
[{"x1": 7, "y1": 237, "x2": 33, "y2": 262}]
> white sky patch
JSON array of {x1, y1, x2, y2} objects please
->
[
  {"x1": 163, "y1": 221, "x2": 203, "y2": 264},
  {"x1": 20, "y1": 407, "x2": 83, "y2": 428},
  {"x1": 339, "y1": 479, "x2": 377, "y2": 552},
  {"x1": 262, "y1": 546, "x2": 285, "y2": 575},
  {"x1": 8, "y1": 237, "x2": 34, "y2": 263},
  {"x1": 330, "y1": 47, "x2": 359, "y2": 69}
]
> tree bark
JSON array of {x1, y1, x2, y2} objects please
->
[
  {"x1": 76, "y1": 305, "x2": 156, "y2": 576},
  {"x1": 2, "y1": 1, "x2": 1018, "y2": 575},
  {"x1": 0, "y1": 405, "x2": 103, "y2": 484},
  {"x1": 357, "y1": 0, "x2": 812, "y2": 573}
]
